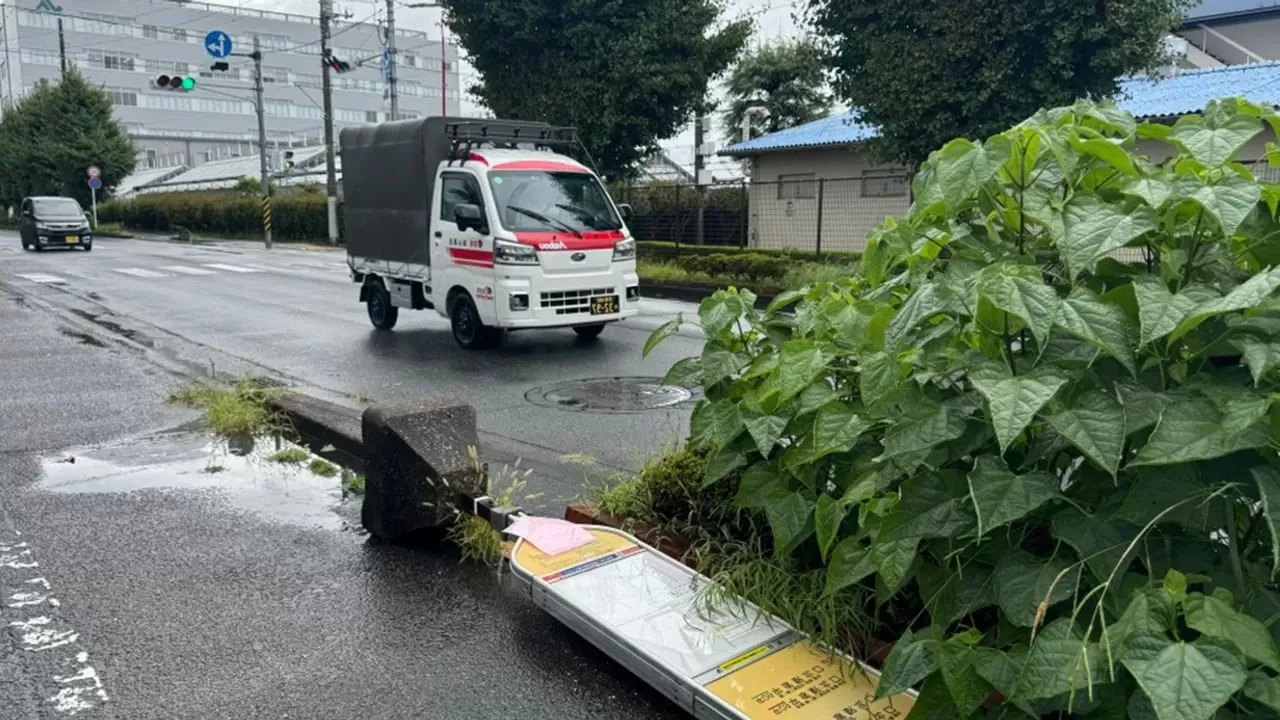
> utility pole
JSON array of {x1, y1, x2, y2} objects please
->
[
  {"x1": 386, "y1": 0, "x2": 399, "y2": 121},
  {"x1": 252, "y1": 35, "x2": 272, "y2": 249},
  {"x1": 403, "y1": 3, "x2": 445, "y2": 116},
  {"x1": 320, "y1": 0, "x2": 339, "y2": 245},
  {"x1": 694, "y1": 113, "x2": 708, "y2": 245},
  {"x1": 57, "y1": 18, "x2": 66, "y2": 78}
]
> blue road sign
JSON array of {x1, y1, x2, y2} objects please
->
[
  {"x1": 205, "y1": 30, "x2": 232, "y2": 59},
  {"x1": 87, "y1": 177, "x2": 102, "y2": 191}
]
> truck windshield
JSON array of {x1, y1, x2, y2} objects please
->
[{"x1": 488, "y1": 171, "x2": 622, "y2": 233}]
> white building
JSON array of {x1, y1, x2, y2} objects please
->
[{"x1": 0, "y1": 0, "x2": 461, "y2": 169}]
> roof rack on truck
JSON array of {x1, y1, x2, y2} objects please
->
[{"x1": 443, "y1": 121, "x2": 580, "y2": 164}]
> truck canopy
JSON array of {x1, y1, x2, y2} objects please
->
[{"x1": 340, "y1": 117, "x2": 577, "y2": 265}]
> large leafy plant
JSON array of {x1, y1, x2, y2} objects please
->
[{"x1": 648, "y1": 98, "x2": 1280, "y2": 718}]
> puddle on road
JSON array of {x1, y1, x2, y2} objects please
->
[{"x1": 40, "y1": 432, "x2": 357, "y2": 531}]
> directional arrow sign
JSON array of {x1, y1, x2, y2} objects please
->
[{"x1": 205, "y1": 30, "x2": 232, "y2": 59}]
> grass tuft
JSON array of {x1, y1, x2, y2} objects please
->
[
  {"x1": 308, "y1": 459, "x2": 339, "y2": 478},
  {"x1": 170, "y1": 379, "x2": 281, "y2": 437},
  {"x1": 447, "y1": 447, "x2": 542, "y2": 565},
  {"x1": 267, "y1": 448, "x2": 310, "y2": 464},
  {"x1": 341, "y1": 472, "x2": 365, "y2": 498}
]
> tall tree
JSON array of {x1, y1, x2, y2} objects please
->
[
  {"x1": 0, "y1": 70, "x2": 136, "y2": 208},
  {"x1": 719, "y1": 39, "x2": 832, "y2": 147},
  {"x1": 442, "y1": 0, "x2": 751, "y2": 181},
  {"x1": 803, "y1": 0, "x2": 1193, "y2": 165}
]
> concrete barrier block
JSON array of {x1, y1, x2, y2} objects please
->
[{"x1": 360, "y1": 399, "x2": 483, "y2": 541}]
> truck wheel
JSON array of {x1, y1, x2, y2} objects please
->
[
  {"x1": 450, "y1": 294, "x2": 493, "y2": 349},
  {"x1": 367, "y1": 283, "x2": 399, "y2": 330},
  {"x1": 573, "y1": 324, "x2": 606, "y2": 340}
]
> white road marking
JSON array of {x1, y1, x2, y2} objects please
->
[
  {"x1": 202, "y1": 263, "x2": 263, "y2": 273},
  {"x1": 160, "y1": 265, "x2": 217, "y2": 276},
  {"x1": 14, "y1": 273, "x2": 68, "y2": 284},
  {"x1": 0, "y1": 531, "x2": 108, "y2": 714},
  {"x1": 113, "y1": 268, "x2": 168, "y2": 278}
]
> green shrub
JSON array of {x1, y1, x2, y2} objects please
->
[
  {"x1": 647, "y1": 98, "x2": 1280, "y2": 718},
  {"x1": 100, "y1": 190, "x2": 342, "y2": 241},
  {"x1": 681, "y1": 253, "x2": 792, "y2": 282},
  {"x1": 637, "y1": 240, "x2": 859, "y2": 264}
]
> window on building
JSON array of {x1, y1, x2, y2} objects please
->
[
  {"x1": 365, "y1": 110, "x2": 380, "y2": 123},
  {"x1": 143, "y1": 24, "x2": 158, "y2": 39},
  {"x1": 104, "y1": 87, "x2": 138, "y2": 107},
  {"x1": 861, "y1": 170, "x2": 908, "y2": 198},
  {"x1": 261, "y1": 67, "x2": 289, "y2": 84},
  {"x1": 777, "y1": 173, "x2": 817, "y2": 200},
  {"x1": 92, "y1": 52, "x2": 138, "y2": 72},
  {"x1": 171, "y1": 28, "x2": 188, "y2": 42},
  {"x1": 146, "y1": 149, "x2": 157, "y2": 168}
]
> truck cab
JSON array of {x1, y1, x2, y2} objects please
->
[{"x1": 341, "y1": 119, "x2": 640, "y2": 349}]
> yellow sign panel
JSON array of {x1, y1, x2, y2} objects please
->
[
  {"x1": 707, "y1": 641, "x2": 915, "y2": 720},
  {"x1": 514, "y1": 528, "x2": 640, "y2": 580}
]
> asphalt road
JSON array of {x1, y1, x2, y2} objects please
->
[
  {"x1": 0, "y1": 233, "x2": 704, "y2": 719},
  {"x1": 0, "y1": 233, "x2": 707, "y2": 509}
]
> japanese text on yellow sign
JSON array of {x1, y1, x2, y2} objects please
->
[{"x1": 706, "y1": 641, "x2": 914, "y2": 719}]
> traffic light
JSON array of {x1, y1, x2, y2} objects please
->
[
  {"x1": 284, "y1": 151, "x2": 295, "y2": 170},
  {"x1": 323, "y1": 54, "x2": 353, "y2": 74},
  {"x1": 154, "y1": 74, "x2": 196, "y2": 91}
]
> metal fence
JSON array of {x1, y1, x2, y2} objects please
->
[{"x1": 616, "y1": 176, "x2": 911, "y2": 256}]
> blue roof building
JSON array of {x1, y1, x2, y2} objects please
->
[
  {"x1": 723, "y1": 61, "x2": 1280, "y2": 257},
  {"x1": 722, "y1": 61, "x2": 1280, "y2": 158}
]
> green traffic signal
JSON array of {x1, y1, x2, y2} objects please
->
[{"x1": 181, "y1": 76, "x2": 196, "y2": 91}]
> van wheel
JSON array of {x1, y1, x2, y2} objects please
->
[
  {"x1": 450, "y1": 294, "x2": 494, "y2": 349},
  {"x1": 573, "y1": 324, "x2": 606, "y2": 340},
  {"x1": 366, "y1": 282, "x2": 399, "y2": 330}
]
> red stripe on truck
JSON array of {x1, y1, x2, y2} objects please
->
[
  {"x1": 448, "y1": 247, "x2": 494, "y2": 267},
  {"x1": 514, "y1": 230, "x2": 623, "y2": 252},
  {"x1": 492, "y1": 160, "x2": 589, "y2": 173}
]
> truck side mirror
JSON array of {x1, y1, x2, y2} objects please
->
[
  {"x1": 454, "y1": 204, "x2": 487, "y2": 234},
  {"x1": 617, "y1": 203, "x2": 633, "y2": 221}
]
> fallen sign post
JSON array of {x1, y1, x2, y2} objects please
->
[
  {"x1": 358, "y1": 400, "x2": 916, "y2": 719},
  {"x1": 507, "y1": 522, "x2": 916, "y2": 720}
]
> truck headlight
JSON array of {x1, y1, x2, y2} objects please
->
[
  {"x1": 494, "y1": 239, "x2": 538, "y2": 265},
  {"x1": 612, "y1": 238, "x2": 636, "y2": 261}
]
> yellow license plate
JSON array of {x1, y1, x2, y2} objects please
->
[
  {"x1": 65, "y1": 236, "x2": 79, "y2": 244},
  {"x1": 590, "y1": 295, "x2": 619, "y2": 316}
]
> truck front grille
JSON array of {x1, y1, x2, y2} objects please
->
[{"x1": 539, "y1": 287, "x2": 615, "y2": 315}]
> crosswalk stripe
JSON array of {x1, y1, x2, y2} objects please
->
[
  {"x1": 202, "y1": 263, "x2": 262, "y2": 273},
  {"x1": 114, "y1": 268, "x2": 168, "y2": 278},
  {"x1": 14, "y1": 273, "x2": 67, "y2": 284},
  {"x1": 160, "y1": 265, "x2": 217, "y2": 276}
]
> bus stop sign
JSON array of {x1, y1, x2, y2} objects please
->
[{"x1": 511, "y1": 526, "x2": 917, "y2": 719}]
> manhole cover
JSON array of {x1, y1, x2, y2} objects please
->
[{"x1": 525, "y1": 377, "x2": 695, "y2": 414}]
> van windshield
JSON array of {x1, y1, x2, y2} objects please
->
[
  {"x1": 488, "y1": 171, "x2": 622, "y2": 233},
  {"x1": 34, "y1": 198, "x2": 84, "y2": 216}
]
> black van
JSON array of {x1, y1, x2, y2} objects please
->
[{"x1": 20, "y1": 196, "x2": 93, "y2": 252}]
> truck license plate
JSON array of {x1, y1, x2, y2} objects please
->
[{"x1": 590, "y1": 295, "x2": 619, "y2": 316}]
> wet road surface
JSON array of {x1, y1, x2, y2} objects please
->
[{"x1": 0, "y1": 239, "x2": 697, "y2": 718}]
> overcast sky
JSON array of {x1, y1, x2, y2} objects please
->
[{"x1": 237, "y1": 0, "x2": 807, "y2": 168}]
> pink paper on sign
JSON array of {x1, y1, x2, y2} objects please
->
[{"x1": 506, "y1": 516, "x2": 595, "y2": 556}]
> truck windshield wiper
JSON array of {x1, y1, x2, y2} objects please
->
[
  {"x1": 556, "y1": 204, "x2": 623, "y2": 231},
  {"x1": 507, "y1": 205, "x2": 583, "y2": 238}
]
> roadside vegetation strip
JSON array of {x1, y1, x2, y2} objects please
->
[
  {"x1": 624, "y1": 98, "x2": 1280, "y2": 718},
  {"x1": 448, "y1": 450, "x2": 541, "y2": 566}
]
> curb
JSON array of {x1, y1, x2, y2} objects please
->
[
  {"x1": 639, "y1": 282, "x2": 779, "y2": 309},
  {"x1": 270, "y1": 391, "x2": 365, "y2": 474}
]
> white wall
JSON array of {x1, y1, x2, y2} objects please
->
[{"x1": 748, "y1": 147, "x2": 910, "y2": 254}]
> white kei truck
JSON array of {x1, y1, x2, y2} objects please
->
[{"x1": 341, "y1": 118, "x2": 641, "y2": 349}]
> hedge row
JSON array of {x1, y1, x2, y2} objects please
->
[
  {"x1": 99, "y1": 190, "x2": 341, "y2": 241},
  {"x1": 637, "y1": 241, "x2": 859, "y2": 263}
]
